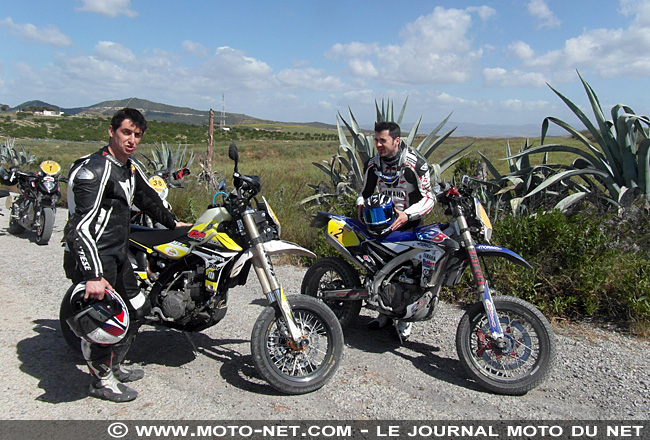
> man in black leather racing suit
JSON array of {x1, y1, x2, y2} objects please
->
[
  {"x1": 356, "y1": 121, "x2": 435, "y2": 342},
  {"x1": 64, "y1": 108, "x2": 189, "y2": 402}
]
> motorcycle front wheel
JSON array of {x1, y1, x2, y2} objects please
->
[
  {"x1": 36, "y1": 207, "x2": 55, "y2": 245},
  {"x1": 251, "y1": 295, "x2": 344, "y2": 394},
  {"x1": 456, "y1": 295, "x2": 556, "y2": 395},
  {"x1": 300, "y1": 257, "x2": 362, "y2": 328}
]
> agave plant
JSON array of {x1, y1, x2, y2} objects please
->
[
  {"x1": 506, "y1": 71, "x2": 650, "y2": 210},
  {"x1": 0, "y1": 138, "x2": 37, "y2": 166},
  {"x1": 137, "y1": 141, "x2": 195, "y2": 188},
  {"x1": 476, "y1": 139, "x2": 591, "y2": 216},
  {"x1": 301, "y1": 98, "x2": 472, "y2": 205}
]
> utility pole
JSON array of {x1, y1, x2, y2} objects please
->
[{"x1": 207, "y1": 108, "x2": 214, "y2": 169}]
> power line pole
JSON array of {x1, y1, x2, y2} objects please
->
[{"x1": 207, "y1": 108, "x2": 214, "y2": 169}]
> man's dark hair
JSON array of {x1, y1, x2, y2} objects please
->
[
  {"x1": 374, "y1": 121, "x2": 400, "y2": 139},
  {"x1": 111, "y1": 108, "x2": 147, "y2": 133}
]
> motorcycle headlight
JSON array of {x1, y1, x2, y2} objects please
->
[{"x1": 42, "y1": 177, "x2": 56, "y2": 192}]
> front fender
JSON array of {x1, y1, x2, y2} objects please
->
[
  {"x1": 475, "y1": 243, "x2": 533, "y2": 270},
  {"x1": 230, "y1": 240, "x2": 316, "y2": 277}
]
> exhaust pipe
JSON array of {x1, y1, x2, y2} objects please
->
[{"x1": 322, "y1": 288, "x2": 369, "y2": 301}]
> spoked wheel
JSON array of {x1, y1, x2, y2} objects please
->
[
  {"x1": 251, "y1": 295, "x2": 344, "y2": 394},
  {"x1": 36, "y1": 207, "x2": 55, "y2": 245},
  {"x1": 456, "y1": 295, "x2": 556, "y2": 395},
  {"x1": 300, "y1": 257, "x2": 362, "y2": 328}
]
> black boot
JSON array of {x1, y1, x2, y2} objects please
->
[
  {"x1": 110, "y1": 327, "x2": 144, "y2": 383},
  {"x1": 89, "y1": 373, "x2": 138, "y2": 402},
  {"x1": 112, "y1": 364, "x2": 145, "y2": 383},
  {"x1": 84, "y1": 342, "x2": 138, "y2": 402}
]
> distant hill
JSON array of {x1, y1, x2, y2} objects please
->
[
  {"x1": 3, "y1": 98, "x2": 562, "y2": 137},
  {"x1": 6, "y1": 98, "x2": 337, "y2": 130}
]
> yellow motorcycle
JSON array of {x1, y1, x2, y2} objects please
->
[{"x1": 61, "y1": 142, "x2": 343, "y2": 394}]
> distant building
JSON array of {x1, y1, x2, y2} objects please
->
[{"x1": 38, "y1": 110, "x2": 63, "y2": 117}]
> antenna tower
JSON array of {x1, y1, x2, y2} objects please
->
[{"x1": 220, "y1": 94, "x2": 226, "y2": 128}]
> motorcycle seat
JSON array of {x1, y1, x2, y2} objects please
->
[{"x1": 130, "y1": 225, "x2": 193, "y2": 246}]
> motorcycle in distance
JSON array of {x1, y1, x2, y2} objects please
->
[
  {"x1": 130, "y1": 166, "x2": 191, "y2": 228},
  {"x1": 0, "y1": 189, "x2": 10, "y2": 216},
  {"x1": 2, "y1": 160, "x2": 67, "y2": 245},
  {"x1": 60, "y1": 142, "x2": 344, "y2": 394},
  {"x1": 301, "y1": 176, "x2": 556, "y2": 395}
]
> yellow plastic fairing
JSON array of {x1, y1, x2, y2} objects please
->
[
  {"x1": 189, "y1": 223, "x2": 242, "y2": 251},
  {"x1": 327, "y1": 219, "x2": 360, "y2": 247}
]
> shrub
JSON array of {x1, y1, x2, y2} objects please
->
[{"x1": 449, "y1": 208, "x2": 650, "y2": 334}]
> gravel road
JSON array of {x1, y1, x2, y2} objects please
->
[{"x1": 0, "y1": 206, "x2": 648, "y2": 421}]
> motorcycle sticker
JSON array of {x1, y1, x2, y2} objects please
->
[
  {"x1": 39, "y1": 160, "x2": 61, "y2": 175},
  {"x1": 148, "y1": 175, "x2": 167, "y2": 194},
  {"x1": 155, "y1": 242, "x2": 190, "y2": 259},
  {"x1": 328, "y1": 219, "x2": 360, "y2": 247}
]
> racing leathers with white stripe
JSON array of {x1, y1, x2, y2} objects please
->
[
  {"x1": 64, "y1": 146, "x2": 176, "y2": 283},
  {"x1": 356, "y1": 145, "x2": 435, "y2": 227}
]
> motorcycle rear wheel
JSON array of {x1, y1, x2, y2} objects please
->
[
  {"x1": 456, "y1": 295, "x2": 556, "y2": 395},
  {"x1": 36, "y1": 207, "x2": 55, "y2": 245},
  {"x1": 251, "y1": 295, "x2": 344, "y2": 394},
  {"x1": 300, "y1": 257, "x2": 362, "y2": 328}
]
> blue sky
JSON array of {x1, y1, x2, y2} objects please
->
[{"x1": 1, "y1": 0, "x2": 649, "y2": 131}]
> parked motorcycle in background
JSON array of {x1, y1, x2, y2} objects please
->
[
  {"x1": 0, "y1": 189, "x2": 10, "y2": 216},
  {"x1": 301, "y1": 175, "x2": 556, "y2": 395},
  {"x1": 130, "y1": 166, "x2": 190, "y2": 228},
  {"x1": 61, "y1": 142, "x2": 344, "y2": 394},
  {"x1": 1, "y1": 160, "x2": 66, "y2": 245}
]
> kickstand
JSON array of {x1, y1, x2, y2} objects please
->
[{"x1": 182, "y1": 331, "x2": 199, "y2": 357}]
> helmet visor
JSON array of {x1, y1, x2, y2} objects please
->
[{"x1": 363, "y1": 205, "x2": 394, "y2": 226}]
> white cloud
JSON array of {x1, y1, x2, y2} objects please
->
[
  {"x1": 527, "y1": 0, "x2": 561, "y2": 29},
  {"x1": 348, "y1": 59, "x2": 378, "y2": 78},
  {"x1": 483, "y1": 67, "x2": 547, "y2": 87},
  {"x1": 276, "y1": 67, "x2": 346, "y2": 91},
  {"x1": 504, "y1": 1, "x2": 650, "y2": 83},
  {"x1": 0, "y1": 18, "x2": 72, "y2": 47},
  {"x1": 94, "y1": 41, "x2": 136, "y2": 63},
  {"x1": 620, "y1": 0, "x2": 650, "y2": 26},
  {"x1": 182, "y1": 40, "x2": 208, "y2": 58},
  {"x1": 501, "y1": 98, "x2": 552, "y2": 112},
  {"x1": 196, "y1": 46, "x2": 273, "y2": 87},
  {"x1": 75, "y1": 0, "x2": 138, "y2": 18},
  {"x1": 526, "y1": 26, "x2": 650, "y2": 77},
  {"x1": 436, "y1": 92, "x2": 468, "y2": 105},
  {"x1": 327, "y1": 6, "x2": 495, "y2": 86},
  {"x1": 466, "y1": 6, "x2": 497, "y2": 21},
  {"x1": 509, "y1": 41, "x2": 535, "y2": 60}
]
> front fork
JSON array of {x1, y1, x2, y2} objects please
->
[
  {"x1": 455, "y1": 207, "x2": 506, "y2": 346},
  {"x1": 241, "y1": 210, "x2": 304, "y2": 342}
]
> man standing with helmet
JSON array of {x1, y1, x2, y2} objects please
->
[
  {"x1": 63, "y1": 108, "x2": 189, "y2": 402},
  {"x1": 357, "y1": 121, "x2": 435, "y2": 341}
]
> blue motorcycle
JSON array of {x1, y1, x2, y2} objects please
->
[{"x1": 301, "y1": 176, "x2": 556, "y2": 395}]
